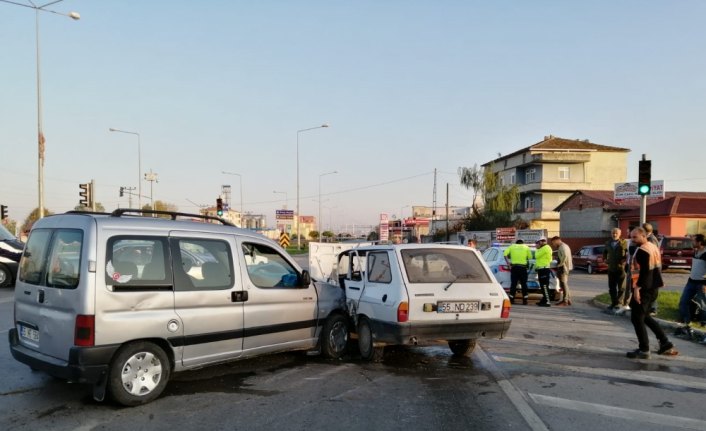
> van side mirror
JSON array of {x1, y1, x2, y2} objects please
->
[{"x1": 300, "y1": 269, "x2": 311, "y2": 287}]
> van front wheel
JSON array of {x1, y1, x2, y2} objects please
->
[
  {"x1": 108, "y1": 342, "x2": 170, "y2": 406},
  {"x1": 321, "y1": 314, "x2": 349, "y2": 359}
]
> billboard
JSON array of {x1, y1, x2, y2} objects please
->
[{"x1": 614, "y1": 180, "x2": 665, "y2": 200}]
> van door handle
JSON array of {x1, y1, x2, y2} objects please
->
[
  {"x1": 38, "y1": 289, "x2": 45, "y2": 303},
  {"x1": 231, "y1": 291, "x2": 248, "y2": 302}
]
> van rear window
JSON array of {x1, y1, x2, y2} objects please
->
[
  {"x1": 19, "y1": 228, "x2": 83, "y2": 289},
  {"x1": 662, "y1": 238, "x2": 693, "y2": 250},
  {"x1": 401, "y1": 248, "x2": 492, "y2": 284}
]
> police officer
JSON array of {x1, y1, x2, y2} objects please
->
[
  {"x1": 535, "y1": 237, "x2": 553, "y2": 307},
  {"x1": 504, "y1": 239, "x2": 533, "y2": 304}
]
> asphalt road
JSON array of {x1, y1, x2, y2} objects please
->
[{"x1": 1, "y1": 270, "x2": 705, "y2": 431}]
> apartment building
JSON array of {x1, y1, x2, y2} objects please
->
[{"x1": 482, "y1": 135, "x2": 630, "y2": 233}]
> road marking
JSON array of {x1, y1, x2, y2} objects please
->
[
  {"x1": 529, "y1": 393, "x2": 706, "y2": 430},
  {"x1": 493, "y1": 354, "x2": 706, "y2": 388},
  {"x1": 474, "y1": 347, "x2": 549, "y2": 431},
  {"x1": 0, "y1": 296, "x2": 14, "y2": 304}
]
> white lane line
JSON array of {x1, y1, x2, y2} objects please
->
[
  {"x1": 529, "y1": 393, "x2": 706, "y2": 430},
  {"x1": 474, "y1": 347, "x2": 549, "y2": 431},
  {"x1": 493, "y1": 354, "x2": 706, "y2": 388}
]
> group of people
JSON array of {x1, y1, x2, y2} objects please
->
[
  {"x1": 603, "y1": 224, "x2": 706, "y2": 359},
  {"x1": 504, "y1": 224, "x2": 706, "y2": 360},
  {"x1": 503, "y1": 236, "x2": 573, "y2": 307}
]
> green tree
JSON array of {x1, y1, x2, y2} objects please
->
[
  {"x1": 73, "y1": 202, "x2": 106, "y2": 212},
  {"x1": 458, "y1": 164, "x2": 484, "y2": 212},
  {"x1": 308, "y1": 230, "x2": 319, "y2": 240},
  {"x1": 20, "y1": 207, "x2": 54, "y2": 234},
  {"x1": 458, "y1": 163, "x2": 520, "y2": 231},
  {"x1": 322, "y1": 230, "x2": 335, "y2": 239}
]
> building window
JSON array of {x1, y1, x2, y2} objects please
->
[
  {"x1": 524, "y1": 197, "x2": 535, "y2": 212},
  {"x1": 526, "y1": 168, "x2": 536, "y2": 183},
  {"x1": 558, "y1": 166, "x2": 570, "y2": 180},
  {"x1": 510, "y1": 173, "x2": 516, "y2": 184}
]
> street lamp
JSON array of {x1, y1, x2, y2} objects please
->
[
  {"x1": 296, "y1": 123, "x2": 329, "y2": 249},
  {"x1": 318, "y1": 171, "x2": 337, "y2": 242},
  {"x1": 3, "y1": 0, "x2": 80, "y2": 218},
  {"x1": 109, "y1": 128, "x2": 141, "y2": 210},
  {"x1": 273, "y1": 190, "x2": 288, "y2": 209},
  {"x1": 222, "y1": 171, "x2": 244, "y2": 216}
]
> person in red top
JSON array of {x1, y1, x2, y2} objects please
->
[{"x1": 626, "y1": 227, "x2": 678, "y2": 359}]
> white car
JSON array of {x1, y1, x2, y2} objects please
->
[
  {"x1": 311, "y1": 242, "x2": 512, "y2": 361},
  {"x1": 481, "y1": 244, "x2": 559, "y2": 301}
]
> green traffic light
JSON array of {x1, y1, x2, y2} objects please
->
[
  {"x1": 638, "y1": 184, "x2": 650, "y2": 195},
  {"x1": 217, "y1": 210, "x2": 223, "y2": 216}
]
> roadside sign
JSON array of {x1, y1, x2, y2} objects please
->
[
  {"x1": 614, "y1": 180, "x2": 664, "y2": 200},
  {"x1": 379, "y1": 213, "x2": 389, "y2": 242},
  {"x1": 496, "y1": 227, "x2": 516, "y2": 242},
  {"x1": 276, "y1": 210, "x2": 294, "y2": 220},
  {"x1": 279, "y1": 231, "x2": 290, "y2": 248}
]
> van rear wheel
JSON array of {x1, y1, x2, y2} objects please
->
[
  {"x1": 108, "y1": 342, "x2": 170, "y2": 406},
  {"x1": 448, "y1": 339, "x2": 476, "y2": 356},
  {"x1": 358, "y1": 318, "x2": 384, "y2": 362}
]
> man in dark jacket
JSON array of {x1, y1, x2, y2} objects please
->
[{"x1": 604, "y1": 228, "x2": 628, "y2": 311}]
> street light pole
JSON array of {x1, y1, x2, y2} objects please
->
[
  {"x1": 109, "y1": 128, "x2": 141, "y2": 209},
  {"x1": 318, "y1": 171, "x2": 337, "y2": 242},
  {"x1": 2, "y1": 0, "x2": 80, "y2": 218},
  {"x1": 296, "y1": 123, "x2": 329, "y2": 249}
]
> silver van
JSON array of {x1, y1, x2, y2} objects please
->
[{"x1": 9, "y1": 210, "x2": 348, "y2": 406}]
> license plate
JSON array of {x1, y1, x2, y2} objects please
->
[
  {"x1": 437, "y1": 301, "x2": 480, "y2": 313},
  {"x1": 19, "y1": 324, "x2": 39, "y2": 343},
  {"x1": 672, "y1": 259, "x2": 685, "y2": 263}
]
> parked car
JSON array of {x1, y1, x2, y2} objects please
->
[
  {"x1": 481, "y1": 244, "x2": 560, "y2": 301},
  {"x1": 311, "y1": 243, "x2": 512, "y2": 361},
  {"x1": 9, "y1": 209, "x2": 348, "y2": 406},
  {"x1": 0, "y1": 224, "x2": 24, "y2": 287},
  {"x1": 572, "y1": 245, "x2": 608, "y2": 274},
  {"x1": 659, "y1": 236, "x2": 694, "y2": 270}
]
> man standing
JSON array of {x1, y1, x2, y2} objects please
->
[
  {"x1": 626, "y1": 227, "x2": 677, "y2": 359},
  {"x1": 551, "y1": 236, "x2": 573, "y2": 306},
  {"x1": 604, "y1": 228, "x2": 628, "y2": 312},
  {"x1": 535, "y1": 237, "x2": 553, "y2": 307},
  {"x1": 674, "y1": 234, "x2": 706, "y2": 339},
  {"x1": 504, "y1": 239, "x2": 532, "y2": 305},
  {"x1": 642, "y1": 223, "x2": 660, "y2": 315}
]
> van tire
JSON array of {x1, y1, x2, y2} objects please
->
[
  {"x1": 321, "y1": 314, "x2": 349, "y2": 359},
  {"x1": 108, "y1": 342, "x2": 170, "y2": 406},
  {"x1": 0, "y1": 264, "x2": 11, "y2": 287},
  {"x1": 357, "y1": 318, "x2": 384, "y2": 362},
  {"x1": 448, "y1": 339, "x2": 476, "y2": 356}
]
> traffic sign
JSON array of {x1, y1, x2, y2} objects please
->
[{"x1": 279, "y1": 232, "x2": 290, "y2": 248}]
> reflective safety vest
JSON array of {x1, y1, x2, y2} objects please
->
[
  {"x1": 504, "y1": 244, "x2": 532, "y2": 265},
  {"x1": 535, "y1": 244, "x2": 552, "y2": 268}
]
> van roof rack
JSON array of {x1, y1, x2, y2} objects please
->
[{"x1": 110, "y1": 209, "x2": 235, "y2": 226}]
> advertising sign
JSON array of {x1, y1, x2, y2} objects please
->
[
  {"x1": 379, "y1": 213, "x2": 389, "y2": 242},
  {"x1": 614, "y1": 180, "x2": 665, "y2": 200},
  {"x1": 276, "y1": 209, "x2": 294, "y2": 220}
]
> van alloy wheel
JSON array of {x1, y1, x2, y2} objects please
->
[
  {"x1": 0, "y1": 264, "x2": 11, "y2": 287},
  {"x1": 108, "y1": 342, "x2": 170, "y2": 406},
  {"x1": 321, "y1": 314, "x2": 348, "y2": 359}
]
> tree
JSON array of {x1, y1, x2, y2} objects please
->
[
  {"x1": 367, "y1": 231, "x2": 379, "y2": 241},
  {"x1": 20, "y1": 207, "x2": 54, "y2": 234},
  {"x1": 308, "y1": 230, "x2": 319, "y2": 240},
  {"x1": 73, "y1": 202, "x2": 106, "y2": 212},
  {"x1": 457, "y1": 163, "x2": 520, "y2": 231},
  {"x1": 322, "y1": 231, "x2": 334, "y2": 239},
  {"x1": 143, "y1": 201, "x2": 178, "y2": 218},
  {"x1": 458, "y1": 164, "x2": 484, "y2": 212}
]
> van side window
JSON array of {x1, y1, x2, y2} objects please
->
[
  {"x1": 367, "y1": 252, "x2": 392, "y2": 284},
  {"x1": 171, "y1": 238, "x2": 233, "y2": 291},
  {"x1": 19, "y1": 228, "x2": 83, "y2": 289},
  {"x1": 350, "y1": 251, "x2": 367, "y2": 281},
  {"x1": 242, "y1": 242, "x2": 300, "y2": 288},
  {"x1": 106, "y1": 237, "x2": 171, "y2": 288}
]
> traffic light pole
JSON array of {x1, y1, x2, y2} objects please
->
[{"x1": 640, "y1": 154, "x2": 647, "y2": 226}]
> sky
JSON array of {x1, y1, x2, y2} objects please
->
[{"x1": 2, "y1": 0, "x2": 705, "y2": 233}]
